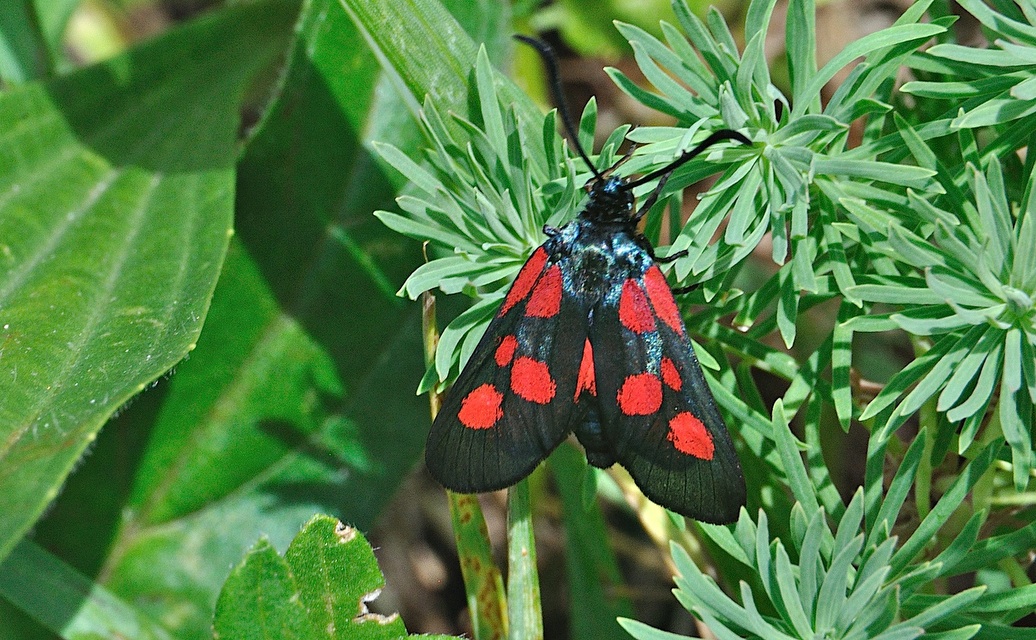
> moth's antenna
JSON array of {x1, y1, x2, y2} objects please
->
[
  {"x1": 515, "y1": 35, "x2": 604, "y2": 181},
  {"x1": 624, "y1": 130, "x2": 751, "y2": 189}
]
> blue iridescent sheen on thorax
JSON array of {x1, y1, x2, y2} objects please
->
[{"x1": 531, "y1": 171, "x2": 659, "y2": 312}]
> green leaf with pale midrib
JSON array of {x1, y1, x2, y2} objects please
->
[{"x1": 0, "y1": 0, "x2": 299, "y2": 564}]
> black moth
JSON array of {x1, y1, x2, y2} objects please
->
[{"x1": 426, "y1": 35, "x2": 748, "y2": 524}]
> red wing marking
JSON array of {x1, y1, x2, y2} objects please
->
[
  {"x1": 500, "y1": 248, "x2": 548, "y2": 316},
  {"x1": 525, "y1": 265, "x2": 563, "y2": 318},
  {"x1": 511, "y1": 356, "x2": 556, "y2": 404},
  {"x1": 660, "y1": 357, "x2": 682, "y2": 390},
  {"x1": 458, "y1": 384, "x2": 504, "y2": 429},
  {"x1": 619, "y1": 279, "x2": 656, "y2": 333},
  {"x1": 667, "y1": 411, "x2": 715, "y2": 459},
  {"x1": 643, "y1": 267, "x2": 684, "y2": 335},
  {"x1": 574, "y1": 338, "x2": 596, "y2": 399},
  {"x1": 617, "y1": 373, "x2": 662, "y2": 416},
  {"x1": 495, "y1": 335, "x2": 518, "y2": 366}
]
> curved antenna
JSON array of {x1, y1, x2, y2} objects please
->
[
  {"x1": 515, "y1": 35, "x2": 604, "y2": 181},
  {"x1": 624, "y1": 130, "x2": 751, "y2": 189}
]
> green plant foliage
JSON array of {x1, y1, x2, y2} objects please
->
[
  {"x1": 607, "y1": 0, "x2": 945, "y2": 346},
  {"x1": 214, "y1": 515, "x2": 462, "y2": 640},
  {"x1": 0, "y1": 0, "x2": 511, "y2": 637},
  {"x1": 0, "y1": 0, "x2": 298, "y2": 565},
  {"x1": 374, "y1": 0, "x2": 1036, "y2": 636},
  {"x1": 375, "y1": 46, "x2": 588, "y2": 386},
  {"x1": 850, "y1": 160, "x2": 1036, "y2": 487},
  {"x1": 903, "y1": 0, "x2": 1036, "y2": 129},
  {"x1": 623, "y1": 409, "x2": 1035, "y2": 639},
  {"x1": 0, "y1": 540, "x2": 173, "y2": 640}
]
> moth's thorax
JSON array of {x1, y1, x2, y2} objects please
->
[
  {"x1": 548, "y1": 217, "x2": 653, "y2": 300},
  {"x1": 579, "y1": 175, "x2": 634, "y2": 225}
]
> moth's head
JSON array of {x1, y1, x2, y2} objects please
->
[{"x1": 581, "y1": 175, "x2": 634, "y2": 224}]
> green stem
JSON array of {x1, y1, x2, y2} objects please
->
[
  {"x1": 506, "y1": 479, "x2": 543, "y2": 640},
  {"x1": 450, "y1": 492, "x2": 508, "y2": 640}
]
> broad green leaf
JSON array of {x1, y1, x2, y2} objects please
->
[
  {"x1": 0, "y1": 0, "x2": 298, "y2": 564},
  {"x1": 32, "y1": 0, "x2": 80, "y2": 69},
  {"x1": 26, "y1": 0, "x2": 510, "y2": 635},
  {"x1": 284, "y1": 517, "x2": 407, "y2": 639},
  {"x1": 214, "y1": 516, "x2": 442, "y2": 639},
  {"x1": 339, "y1": 0, "x2": 540, "y2": 131},
  {"x1": 213, "y1": 538, "x2": 312, "y2": 640}
]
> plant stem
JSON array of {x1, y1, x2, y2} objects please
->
[{"x1": 507, "y1": 479, "x2": 543, "y2": 640}]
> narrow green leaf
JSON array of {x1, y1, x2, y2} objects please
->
[
  {"x1": 860, "y1": 326, "x2": 982, "y2": 421},
  {"x1": 956, "y1": 0, "x2": 1036, "y2": 40},
  {"x1": 435, "y1": 296, "x2": 498, "y2": 381},
  {"x1": 837, "y1": 568, "x2": 891, "y2": 635},
  {"x1": 507, "y1": 480, "x2": 543, "y2": 640},
  {"x1": 774, "y1": 543, "x2": 813, "y2": 637},
  {"x1": 931, "y1": 511, "x2": 984, "y2": 580},
  {"x1": 891, "y1": 439, "x2": 1001, "y2": 574},
  {"x1": 771, "y1": 400, "x2": 818, "y2": 513},
  {"x1": 797, "y1": 508, "x2": 828, "y2": 619},
  {"x1": 785, "y1": 0, "x2": 817, "y2": 113},
  {"x1": 927, "y1": 42, "x2": 1034, "y2": 66},
  {"x1": 776, "y1": 265, "x2": 799, "y2": 348},
  {"x1": 814, "y1": 157, "x2": 937, "y2": 189},
  {"x1": 999, "y1": 383, "x2": 1033, "y2": 490},
  {"x1": 954, "y1": 97, "x2": 1036, "y2": 128},
  {"x1": 800, "y1": 24, "x2": 945, "y2": 116},
  {"x1": 832, "y1": 303, "x2": 857, "y2": 429},
  {"x1": 0, "y1": 540, "x2": 173, "y2": 640},
  {"x1": 866, "y1": 432, "x2": 925, "y2": 547},
  {"x1": 903, "y1": 586, "x2": 987, "y2": 629},
  {"x1": 550, "y1": 444, "x2": 633, "y2": 640},
  {"x1": 895, "y1": 328, "x2": 977, "y2": 417},
  {"x1": 814, "y1": 534, "x2": 864, "y2": 631},
  {"x1": 938, "y1": 330, "x2": 1002, "y2": 413},
  {"x1": 618, "y1": 618, "x2": 688, "y2": 640},
  {"x1": 672, "y1": 0, "x2": 730, "y2": 80}
]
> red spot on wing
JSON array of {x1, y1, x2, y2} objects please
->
[
  {"x1": 575, "y1": 339, "x2": 596, "y2": 399},
  {"x1": 643, "y1": 266, "x2": 684, "y2": 335},
  {"x1": 617, "y1": 373, "x2": 662, "y2": 416},
  {"x1": 458, "y1": 384, "x2": 504, "y2": 430},
  {"x1": 495, "y1": 335, "x2": 518, "y2": 366},
  {"x1": 525, "y1": 265, "x2": 562, "y2": 318},
  {"x1": 661, "y1": 357, "x2": 682, "y2": 390},
  {"x1": 511, "y1": 357, "x2": 556, "y2": 404},
  {"x1": 667, "y1": 412, "x2": 714, "y2": 459},
  {"x1": 619, "y1": 279, "x2": 655, "y2": 333},
  {"x1": 500, "y1": 248, "x2": 548, "y2": 316}
]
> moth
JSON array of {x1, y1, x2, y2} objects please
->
[{"x1": 426, "y1": 36, "x2": 748, "y2": 524}]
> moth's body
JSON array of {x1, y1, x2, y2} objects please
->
[{"x1": 426, "y1": 177, "x2": 746, "y2": 524}]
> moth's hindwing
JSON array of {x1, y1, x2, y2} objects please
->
[{"x1": 588, "y1": 262, "x2": 745, "y2": 524}]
